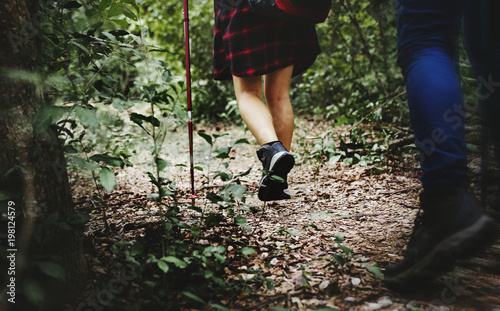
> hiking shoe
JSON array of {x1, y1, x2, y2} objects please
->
[
  {"x1": 384, "y1": 189, "x2": 497, "y2": 287},
  {"x1": 256, "y1": 141, "x2": 295, "y2": 201}
]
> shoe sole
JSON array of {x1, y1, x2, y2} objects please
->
[
  {"x1": 258, "y1": 152, "x2": 295, "y2": 201},
  {"x1": 387, "y1": 215, "x2": 497, "y2": 284}
]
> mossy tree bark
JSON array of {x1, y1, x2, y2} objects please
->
[{"x1": 0, "y1": 0, "x2": 87, "y2": 309}]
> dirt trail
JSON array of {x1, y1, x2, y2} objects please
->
[{"x1": 76, "y1": 119, "x2": 500, "y2": 310}]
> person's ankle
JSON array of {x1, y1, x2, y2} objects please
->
[
  {"x1": 421, "y1": 185, "x2": 465, "y2": 197},
  {"x1": 261, "y1": 140, "x2": 280, "y2": 148}
]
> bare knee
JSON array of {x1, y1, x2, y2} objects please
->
[
  {"x1": 264, "y1": 90, "x2": 290, "y2": 107},
  {"x1": 263, "y1": 65, "x2": 293, "y2": 107},
  {"x1": 233, "y1": 76, "x2": 262, "y2": 102},
  {"x1": 238, "y1": 89, "x2": 263, "y2": 103}
]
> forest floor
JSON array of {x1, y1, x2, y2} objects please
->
[{"x1": 71, "y1": 118, "x2": 500, "y2": 311}]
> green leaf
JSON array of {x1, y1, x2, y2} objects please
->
[
  {"x1": 110, "y1": 18, "x2": 129, "y2": 28},
  {"x1": 203, "y1": 246, "x2": 226, "y2": 255},
  {"x1": 334, "y1": 116, "x2": 351, "y2": 127},
  {"x1": 23, "y1": 279, "x2": 44, "y2": 305},
  {"x1": 112, "y1": 99, "x2": 134, "y2": 112},
  {"x1": 75, "y1": 106, "x2": 99, "y2": 132},
  {"x1": 130, "y1": 112, "x2": 160, "y2": 127},
  {"x1": 162, "y1": 70, "x2": 173, "y2": 83},
  {"x1": 131, "y1": 241, "x2": 144, "y2": 256},
  {"x1": 205, "y1": 212, "x2": 225, "y2": 226},
  {"x1": 70, "y1": 41, "x2": 90, "y2": 55},
  {"x1": 269, "y1": 175, "x2": 284, "y2": 182},
  {"x1": 101, "y1": 31, "x2": 118, "y2": 44},
  {"x1": 328, "y1": 154, "x2": 342, "y2": 165},
  {"x1": 234, "y1": 215, "x2": 247, "y2": 225},
  {"x1": 33, "y1": 106, "x2": 66, "y2": 133},
  {"x1": 209, "y1": 304, "x2": 231, "y2": 311},
  {"x1": 287, "y1": 229, "x2": 301, "y2": 236},
  {"x1": 70, "y1": 155, "x2": 100, "y2": 171},
  {"x1": 364, "y1": 265, "x2": 384, "y2": 279},
  {"x1": 207, "y1": 192, "x2": 223, "y2": 203},
  {"x1": 99, "y1": 167, "x2": 116, "y2": 193},
  {"x1": 155, "y1": 157, "x2": 170, "y2": 171},
  {"x1": 235, "y1": 167, "x2": 252, "y2": 178},
  {"x1": 90, "y1": 154, "x2": 125, "y2": 168},
  {"x1": 162, "y1": 256, "x2": 187, "y2": 269},
  {"x1": 233, "y1": 138, "x2": 250, "y2": 145},
  {"x1": 0, "y1": 191, "x2": 14, "y2": 201},
  {"x1": 204, "y1": 270, "x2": 214, "y2": 279},
  {"x1": 98, "y1": 0, "x2": 112, "y2": 10},
  {"x1": 63, "y1": 145, "x2": 78, "y2": 154},
  {"x1": 227, "y1": 184, "x2": 247, "y2": 200},
  {"x1": 107, "y1": 2, "x2": 123, "y2": 18},
  {"x1": 157, "y1": 261, "x2": 169, "y2": 273},
  {"x1": 121, "y1": 0, "x2": 140, "y2": 12},
  {"x1": 335, "y1": 233, "x2": 345, "y2": 243},
  {"x1": 241, "y1": 224, "x2": 252, "y2": 233},
  {"x1": 214, "y1": 171, "x2": 231, "y2": 181},
  {"x1": 191, "y1": 225, "x2": 201, "y2": 237},
  {"x1": 197, "y1": 131, "x2": 213, "y2": 146},
  {"x1": 339, "y1": 244, "x2": 353, "y2": 255},
  {"x1": 159, "y1": 187, "x2": 174, "y2": 197},
  {"x1": 38, "y1": 262, "x2": 66, "y2": 281},
  {"x1": 67, "y1": 212, "x2": 90, "y2": 228},
  {"x1": 214, "y1": 253, "x2": 226, "y2": 263},
  {"x1": 332, "y1": 254, "x2": 345, "y2": 267},
  {"x1": 86, "y1": 9, "x2": 99, "y2": 18},
  {"x1": 213, "y1": 133, "x2": 229, "y2": 139},
  {"x1": 240, "y1": 247, "x2": 256, "y2": 257},
  {"x1": 183, "y1": 291, "x2": 205, "y2": 304},
  {"x1": 121, "y1": 6, "x2": 138, "y2": 21},
  {"x1": 215, "y1": 146, "x2": 231, "y2": 159}
]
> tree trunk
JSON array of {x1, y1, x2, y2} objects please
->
[{"x1": 0, "y1": 0, "x2": 87, "y2": 309}]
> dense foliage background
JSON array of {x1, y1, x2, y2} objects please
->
[{"x1": 38, "y1": 0, "x2": 408, "y2": 124}]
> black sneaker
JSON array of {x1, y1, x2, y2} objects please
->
[
  {"x1": 256, "y1": 141, "x2": 295, "y2": 201},
  {"x1": 384, "y1": 189, "x2": 497, "y2": 287}
]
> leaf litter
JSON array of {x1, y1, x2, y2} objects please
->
[{"x1": 71, "y1": 118, "x2": 500, "y2": 310}]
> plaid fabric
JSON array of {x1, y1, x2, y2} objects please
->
[{"x1": 213, "y1": 0, "x2": 320, "y2": 80}]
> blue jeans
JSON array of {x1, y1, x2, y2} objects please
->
[{"x1": 396, "y1": 0, "x2": 500, "y2": 190}]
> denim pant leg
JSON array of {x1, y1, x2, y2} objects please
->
[
  {"x1": 396, "y1": 0, "x2": 468, "y2": 190},
  {"x1": 463, "y1": 0, "x2": 500, "y2": 169}
]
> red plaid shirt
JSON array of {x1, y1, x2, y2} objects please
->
[{"x1": 213, "y1": 0, "x2": 320, "y2": 80}]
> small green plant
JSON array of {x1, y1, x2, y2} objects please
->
[
  {"x1": 197, "y1": 131, "x2": 252, "y2": 185},
  {"x1": 297, "y1": 118, "x2": 414, "y2": 170},
  {"x1": 58, "y1": 119, "x2": 133, "y2": 231},
  {"x1": 331, "y1": 233, "x2": 354, "y2": 271}
]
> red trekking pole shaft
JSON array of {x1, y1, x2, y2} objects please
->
[{"x1": 183, "y1": 0, "x2": 196, "y2": 205}]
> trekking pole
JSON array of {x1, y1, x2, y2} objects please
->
[{"x1": 183, "y1": 0, "x2": 196, "y2": 205}]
